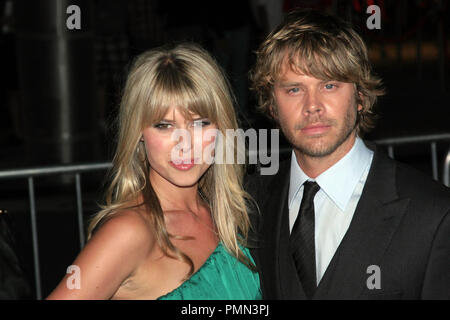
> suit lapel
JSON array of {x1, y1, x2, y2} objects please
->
[{"x1": 314, "y1": 149, "x2": 410, "y2": 299}]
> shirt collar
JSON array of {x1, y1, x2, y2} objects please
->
[{"x1": 289, "y1": 137, "x2": 373, "y2": 211}]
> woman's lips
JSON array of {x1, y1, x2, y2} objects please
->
[
  {"x1": 169, "y1": 158, "x2": 198, "y2": 170},
  {"x1": 301, "y1": 124, "x2": 331, "y2": 135}
]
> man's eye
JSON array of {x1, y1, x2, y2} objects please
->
[
  {"x1": 288, "y1": 87, "x2": 300, "y2": 94},
  {"x1": 324, "y1": 83, "x2": 337, "y2": 90}
]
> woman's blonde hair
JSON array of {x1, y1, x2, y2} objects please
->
[
  {"x1": 88, "y1": 43, "x2": 255, "y2": 277},
  {"x1": 251, "y1": 9, "x2": 385, "y2": 136}
]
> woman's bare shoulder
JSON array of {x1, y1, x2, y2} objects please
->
[
  {"x1": 46, "y1": 208, "x2": 157, "y2": 299},
  {"x1": 98, "y1": 208, "x2": 156, "y2": 251}
]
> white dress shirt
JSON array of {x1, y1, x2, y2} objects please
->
[{"x1": 288, "y1": 137, "x2": 374, "y2": 285}]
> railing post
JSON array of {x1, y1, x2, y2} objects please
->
[
  {"x1": 28, "y1": 177, "x2": 42, "y2": 300},
  {"x1": 75, "y1": 173, "x2": 85, "y2": 249},
  {"x1": 388, "y1": 145, "x2": 395, "y2": 159},
  {"x1": 431, "y1": 142, "x2": 438, "y2": 181},
  {"x1": 444, "y1": 147, "x2": 450, "y2": 188}
]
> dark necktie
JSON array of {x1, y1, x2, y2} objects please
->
[{"x1": 290, "y1": 181, "x2": 320, "y2": 299}]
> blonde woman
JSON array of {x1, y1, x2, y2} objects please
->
[{"x1": 47, "y1": 43, "x2": 261, "y2": 300}]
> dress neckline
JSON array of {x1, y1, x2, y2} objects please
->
[{"x1": 156, "y1": 242, "x2": 222, "y2": 300}]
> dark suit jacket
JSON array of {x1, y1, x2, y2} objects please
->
[{"x1": 245, "y1": 145, "x2": 450, "y2": 299}]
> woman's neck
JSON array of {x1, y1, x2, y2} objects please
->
[{"x1": 149, "y1": 171, "x2": 202, "y2": 214}]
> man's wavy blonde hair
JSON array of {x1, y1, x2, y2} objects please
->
[
  {"x1": 87, "y1": 43, "x2": 255, "y2": 277},
  {"x1": 251, "y1": 9, "x2": 385, "y2": 136}
]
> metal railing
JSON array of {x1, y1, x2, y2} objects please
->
[
  {"x1": 0, "y1": 163, "x2": 112, "y2": 300},
  {"x1": 373, "y1": 133, "x2": 450, "y2": 183},
  {"x1": 0, "y1": 133, "x2": 449, "y2": 300}
]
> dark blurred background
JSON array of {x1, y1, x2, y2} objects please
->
[{"x1": 0, "y1": 0, "x2": 449, "y2": 299}]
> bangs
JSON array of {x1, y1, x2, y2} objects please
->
[
  {"x1": 282, "y1": 32, "x2": 362, "y2": 83},
  {"x1": 141, "y1": 58, "x2": 219, "y2": 127}
]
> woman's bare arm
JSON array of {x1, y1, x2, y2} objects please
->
[{"x1": 46, "y1": 211, "x2": 154, "y2": 300}]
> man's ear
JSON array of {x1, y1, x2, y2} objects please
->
[
  {"x1": 357, "y1": 91, "x2": 364, "y2": 112},
  {"x1": 269, "y1": 105, "x2": 278, "y2": 120}
]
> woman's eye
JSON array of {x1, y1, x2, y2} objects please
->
[
  {"x1": 153, "y1": 123, "x2": 172, "y2": 129},
  {"x1": 192, "y1": 119, "x2": 211, "y2": 127}
]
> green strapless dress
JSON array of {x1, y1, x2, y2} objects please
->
[{"x1": 157, "y1": 243, "x2": 261, "y2": 300}]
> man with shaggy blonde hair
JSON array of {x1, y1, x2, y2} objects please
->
[{"x1": 247, "y1": 9, "x2": 450, "y2": 299}]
